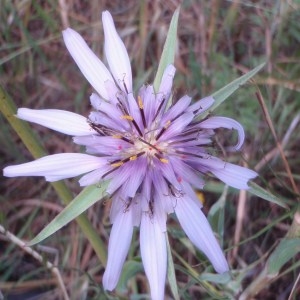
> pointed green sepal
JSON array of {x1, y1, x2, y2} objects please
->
[
  {"x1": 201, "y1": 63, "x2": 265, "y2": 118},
  {"x1": 28, "y1": 182, "x2": 109, "y2": 246},
  {"x1": 248, "y1": 181, "x2": 288, "y2": 209},
  {"x1": 153, "y1": 7, "x2": 180, "y2": 92}
]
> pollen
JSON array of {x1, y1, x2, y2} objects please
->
[
  {"x1": 159, "y1": 158, "x2": 169, "y2": 164},
  {"x1": 111, "y1": 161, "x2": 124, "y2": 167},
  {"x1": 130, "y1": 155, "x2": 138, "y2": 161},
  {"x1": 138, "y1": 96, "x2": 144, "y2": 109},
  {"x1": 121, "y1": 115, "x2": 134, "y2": 121},
  {"x1": 164, "y1": 120, "x2": 171, "y2": 129},
  {"x1": 112, "y1": 135, "x2": 122, "y2": 139}
]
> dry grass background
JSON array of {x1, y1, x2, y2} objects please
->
[{"x1": 1, "y1": 0, "x2": 300, "y2": 299}]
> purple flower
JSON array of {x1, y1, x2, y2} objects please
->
[{"x1": 3, "y1": 11, "x2": 257, "y2": 299}]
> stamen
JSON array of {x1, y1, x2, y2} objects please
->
[
  {"x1": 111, "y1": 161, "x2": 124, "y2": 167},
  {"x1": 121, "y1": 115, "x2": 134, "y2": 121},
  {"x1": 123, "y1": 81, "x2": 129, "y2": 94},
  {"x1": 123, "y1": 197, "x2": 133, "y2": 212},
  {"x1": 138, "y1": 96, "x2": 144, "y2": 109},
  {"x1": 166, "y1": 180, "x2": 183, "y2": 198},
  {"x1": 153, "y1": 96, "x2": 166, "y2": 121},
  {"x1": 89, "y1": 122, "x2": 105, "y2": 136},
  {"x1": 138, "y1": 95, "x2": 147, "y2": 128},
  {"x1": 155, "y1": 120, "x2": 171, "y2": 140},
  {"x1": 121, "y1": 114, "x2": 143, "y2": 136},
  {"x1": 154, "y1": 153, "x2": 168, "y2": 163},
  {"x1": 160, "y1": 158, "x2": 169, "y2": 164},
  {"x1": 103, "y1": 151, "x2": 145, "y2": 178},
  {"x1": 130, "y1": 155, "x2": 137, "y2": 161}
]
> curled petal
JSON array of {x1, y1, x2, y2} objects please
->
[
  {"x1": 103, "y1": 210, "x2": 133, "y2": 291},
  {"x1": 175, "y1": 196, "x2": 229, "y2": 274},
  {"x1": 102, "y1": 11, "x2": 132, "y2": 93},
  {"x1": 140, "y1": 213, "x2": 167, "y2": 300},
  {"x1": 62, "y1": 28, "x2": 114, "y2": 99},
  {"x1": 17, "y1": 108, "x2": 94, "y2": 136},
  {"x1": 199, "y1": 116, "x2": 245, "y2": 150},
  {"x1": 3, "y1": 153, "x2": 105, "y2": 181}
]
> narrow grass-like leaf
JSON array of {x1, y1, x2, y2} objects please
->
[
  {"x1": 200, "y1": 63, "x2": 265, "y2": 119},
  {"x1": 208, "y1": 185, "x2": 228, "y2": 243},
  {"x1": 166, "y1": 234, "x2": 180, "y2": 300},
  {"x1": 267, "y1": 238, "x2": 300, "y2": 275},
  {"x1": 28, "y1": 182, "x2": 109, "y2": 246},
  {"x1": 199, "y1": 272, "x2": 231, "y2": 284},
  {"x1": 248, "y1": 181, "x2": 288, "y2": 209},
  {"x1": 153, "y1": 7, "x2": 180, "y2": 92},
  {"x1": 117, "y1": 260, "x2": 144, "y2": 293}
]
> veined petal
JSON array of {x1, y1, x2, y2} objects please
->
[
  {"x1": 158, "y1": 112, "x2": 194, "y2": 141},
  {"x1": 17, "y1": 108, "x2": 94, "y2": 136},
  {"x1": 210, "y1": 162, "x2": 258, "y2": 190},
  {"x1": 79, "y1": 165, "x2": 111, "y2": 186},
  {"x1": 141, "y1": 84, "x2": 156, "y2": 126},
  {"x1": 158, "y1": 64, "x2": 176, "y2": 97},
  {"x1": 187, "y1": 96, "x2": 214, "y2": 116},
  {"x1": 102, "y1": 11, "x2": 132, "y2": 93},
  {"x1": 125, "y1": 159, "x2": 147, "y2": 198},
  {"x1": 175, "y1": 196, "x2": 229, "y2": 274},
  {"x1": 161, "y1": 95, "x2": 191, "y2": 124},
  {"x1": 140, "y1": 213, "x2": 167, "y2": 300},
  {"x1": 103, "y1": 210, "x2": 133, "y2": 291},
  {"x1": 199, "y1": 116, "x2": 245, "y2": 150},
  {"x1": 62, "y1": 28, "x2": 114, "y2": 100},
  {"x1": 3, "y1": 153, "x2": 105, "y2": 181}
]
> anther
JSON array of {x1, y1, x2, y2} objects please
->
[
  {"x1": 138, "y1": 95, "x2": 147, "y2": 127},
  {"x1": 111, "y1": 161, "x2": 124, "y2": 167},
  {"x1": 155, "y1": 120, "x2": 171, "y2": 140},
  {"x1": 138, "y1": 96, "x2": 144, "y2": 109},
  {"x1": 160, "y1": 158, "x2": 169, "y2": 164},
  {"x1": 121, "y1": 115, "x2": 134, "y2": 121}
]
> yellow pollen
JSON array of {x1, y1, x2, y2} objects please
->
[
  {"x1": 111, "y1": 161, "x2": 124, "y2": 167},
  {"x1": 160, "y1": 158, "x2": 169, "y2": 164},
  {"x1": 121, "y1": 115, "x2": 134, "y2": 121},
  {"x1": 130, "y1": 155, "x2": 137, "y2": 161},
  {"x1": 164, "y1": 120, "x2": 171, "y2": 129},
  {"x1": 138, "y1": 96, "x2": 144, "y2": 109},
  {"x1": 196, "y1": 191, "x2": 205, "y2": 204},
  {"x1": 112, "y1": 135, "x2": 122, "y2": 139}
]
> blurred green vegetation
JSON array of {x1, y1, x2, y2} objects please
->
[{"x1": 1, "y1": 0, "x2": 300, "y2": 299}]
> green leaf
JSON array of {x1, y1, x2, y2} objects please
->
[
  {"x1": 117, "y1": 260, "x2": 144, "y2": 293},
  {"x1": 267, "y1": 238, "x2": 300, "y2": 275},
  {"x1": 28, "y1": 182, "x2": 109, "y2": 246},
  {"x1": 248, "y1": 181, "x2": 288, "y2": 209},
  {"x1": 199, "y1": 272, "x2": 231, "y2": 284},
  {"x1": 166, "y1": 234, "x2": 180, "y2": 300},
  {"x1": 153, "y1": 7, "x2": 180, "y2": 92},
  {"x1": 201, "y1": 63, "x2": 265, "y2": 118},
  {"x1": 208, "y1": 185, "x2": 228, "y2": 242}
]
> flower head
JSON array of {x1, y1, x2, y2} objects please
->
[{"x1": 4, "y1": 11, "x2": 257, "y2": 299}]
